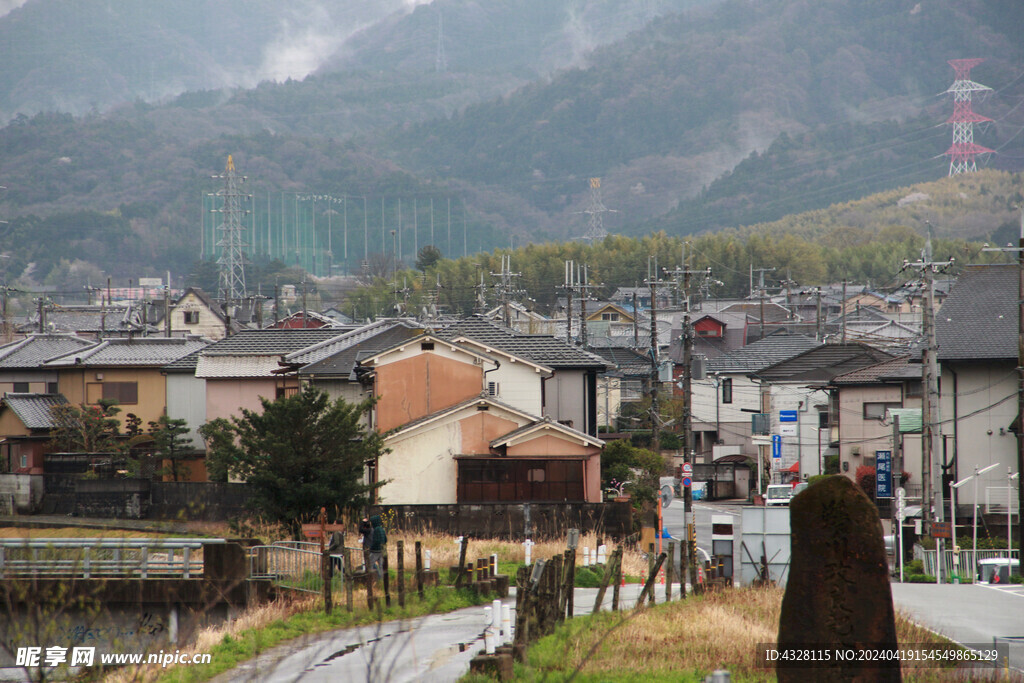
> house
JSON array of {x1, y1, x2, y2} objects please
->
[
  {"x1": 935, "y1": 264, "x2": 1019, "y2": 510},
  {"x1": 438, "y1": 318, "x2": 610, "y2": 436},
  {"x1": 194, "y1": 328, "x2": 343, "y2": 426},
  {"x1": 588, "y1": 345, "x2": 651, "y2": 427},
  {"x1": 17, "y1": 303, "x2": 149, "y2": 339},
  {"x1": 0, "y1": 393, "x2": 68, "y2": 474},
  {"x1": 484, "y1": 302, "x2": 556, "y2": 335},
  {"x1": 355, "y1": 334, "x2": 604, "y2": 504},
  {"x1": 44, "y1": 336, "x2": 208, "y2": 432},
  {"x1": 0, "y1": 334, "x2": 96, "y2": 396},
  {"x1": 163, "y1": 287, "x2": 231, "y2": 340},
  {"x1": 752, "y1": 342, "x2": 895, "y2": 480},
  {"x1": 265, "y1": 310, "x2": 346, "y2": 330},
  {"x1": 828, "y1": 355, "x2": 924, "y2": 497},
  {"x1": 692, "y1": 333, "x2": 823, "y2": 463}
]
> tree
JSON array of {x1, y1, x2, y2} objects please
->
[
  {"x1": 148, "y1": 416, "x2": 193, "y2": 482},
  {"x1": 200, "y1": 387, "x2": 386, "y2": 537},
  {"x1": 49, "y1": 399, "x2": 123, "y2": 454},
  {"x1": 415, "y1": 245, "x2": 442, "y2": 271},
  {"x1": 600, "y1": 439, "x2": 664, "y2": 507}
]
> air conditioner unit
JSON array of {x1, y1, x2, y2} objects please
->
[{"x1": 851, "y1": 446, "x2": 861, "y2": 456}]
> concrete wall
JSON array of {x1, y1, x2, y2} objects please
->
[
  {"x1": 367, "y1": 501, "x2": 633, "y2": 540},
  {"x1": 205, "y1": 378, "x2": 276, "y2": 423},
  {"x1": 0, "y1": 473, "x2": 43, "y2": 513},
  {"x1": 375, "y1": 351, "x2": 483, "y2": 432},
  {"x1": 545, "y1": 370, "x2": 588, "y2": 432},
  {"x1": 165, "y1": 373, "x2": 206, "y2": 449}
]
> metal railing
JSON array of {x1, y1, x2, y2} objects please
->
[
  {"x1": 916, "y1": 547, "x2": 1019, "y2": 581},
  {"x1": 0, "y1": 538, "x2": 225, "y2": 579},
  {"x1": 249, "y1": 542, "x2": 361, "y2": 594}
]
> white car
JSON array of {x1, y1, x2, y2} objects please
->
[{"x1": 765, "y1": 483, "x2": 806, "y2": 506}]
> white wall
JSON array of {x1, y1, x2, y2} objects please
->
[
  {"x1": 379, "y1": 423, "x2": 460, "y2": 504},
  {"x1": 166, "y1": 373, "x2": 207, "y2": 448}
]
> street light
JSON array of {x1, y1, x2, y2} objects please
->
[
  {"x1": 973, "y1": 463, "x2": 1000, "y2": 580},
  {"x1": 950, "y1": 474, "x2": 974, "y2": 583},
  {"x1": 1009, "y1": 469, "x2": 1020, "y2": 570}
]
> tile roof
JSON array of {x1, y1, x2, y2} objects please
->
[
  {"x1": 830, "y1": 355, "x2": 918, "y2": 385},
  {"x1": 490, "y1": 417, "x2": 604, "y2": 449},
  {"x1": 1, "y1": 393, "x2": 68, "y2": 430},
  {"x1": 43, "y1": 337, "x2": 209, "y2": 367},
  {"x1": 286, "y1": 320, "x2": 421, "y2": 367},
  {"x1": 754, "y1": 343, "x2": 896, "y2": 383},
  {"x1": 195, "y1": 355, "x2": 287, "y2": 379},
  {"x1": 198, "y1": 328, "x2": 342, "y2": 356},
  {"x1": 936, "y1": 265, "x2": 1016, "y2": 361},
  {"x1": 297, "y1": 324, "x2": 430, "y2": 377},
  {"x1": 589, "y1": 347, "x2": 651, "y2": 376},
  {"x1": 706, "y1": 333, "x2": 822, "y2": 373},
  {"x1": 438, "y1": 318, "x2": 609, "y2": 369},
  {"x1": 0, "y1": 334, "x2": 96, "y2": 368}
]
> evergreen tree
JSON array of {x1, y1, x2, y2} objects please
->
[{"x1": 200, "y1": 387, "x2": 386, "y2": 537}]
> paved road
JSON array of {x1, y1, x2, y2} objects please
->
[
  {"x1": 211, "y1": 584, "x2": 677, "y2": 683},
  {"x1": 891, "y1": 582, "x2": 1024, "y2": 671}
]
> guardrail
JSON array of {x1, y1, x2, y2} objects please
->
[
  {"x1": 0, "y1": 538, "x2": 226, "y2": 579},
  {"x1": 917, "y1": 547, "x2": 1019, "y2": 580},
  {"x1": 249, "y1": 542, "x2": 361, "y2": 594}
]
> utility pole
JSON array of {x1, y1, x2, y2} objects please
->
[
  {"x1": 645, "y1": 257, "x2": 667, "y2": 453},
  {"x1": 491, "y1": 254, "x2": 524, "y2": 329},
  {"x1": 902, "y1": 228, "x2": 954, "y2": 582},
  {"x1": 561, "y1": 260, "x2": 575, "y2": 344},
  {"x1": 751, "y1": 266, "x2": 776, "y2": 340},
  {"x1": 983, "y1": 207, "x2": 1024, "y2": 556}
]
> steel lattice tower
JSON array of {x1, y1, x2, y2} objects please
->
[
  {"x1": 578, "y1": 177, "x2": 616, "y2": 242},
  {"x1": 945, "y1": 58, "x2": 994, "y2": 176},
  {"x1": 212, "y1": 155, "x2": 249, "y2": 303}
]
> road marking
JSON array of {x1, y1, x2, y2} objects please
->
[
  {"x1": 978, "y1": 583, "x2": 1024, "y2": 599},
  {"x1": 694, "y1": 504, "x2": 739, "y2": 516}
]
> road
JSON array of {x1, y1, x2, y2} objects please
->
[
  {"x1": 210, "y1": 584, "x2": 670, "y2": 683},
  {"x1": 890, "y1": 582, "x2": 1024, "y2": 671}
]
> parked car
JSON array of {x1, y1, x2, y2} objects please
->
[
  {"x1": 765, "y1": 482, "x2": 807, "y2": 506},
  {"x1": 977, "y1": 558, "x2": 1019, "y2": 584}
]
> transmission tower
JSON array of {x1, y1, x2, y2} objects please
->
[
  {"x1": 577, "y1": 178, "x2": 616, "y2": 242},
  {"x1": 944, "y1": 58, "x2": 993, "y2": 176},
  {"x1": 435, "y1": 12, "x2": 448, "y2": 74},
  {"x1": 211, "y1": 155, "x2": 249, "y2": 304}
]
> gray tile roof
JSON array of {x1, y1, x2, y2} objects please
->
[
  {"x1": 829, "y1": 355, "x2": 919, "y2": 385},
  {"x1": 43, "y1": 337, "x2": 209, "y2": 367},
  {"x1": 1, "y1": 393, "x2": 68, "y2": 430},
  {"x1": 438, "y1": 318, "x2": 609, "y2": 369},
  {"x1": 706, "y1": 333, "x2": 822, "y2": 373},
  {"x1": 198, "y1": 328, "x2": 342, "y2": 356},
  {"x1": 936, "y1": 265, "x2": 1016, "y2": 361},
  {"x1": 754, "y1": 343, "x2": 896, "y2": 383},
  {"x1": 296, "y1": 323, "x2": 425, "y2": 378},
  {"x1": 589, "y1": 347, "x2": 651, "y2": 377},
  {"x1": 0, "y1": 334, "x2": 96, "y2": 368}
]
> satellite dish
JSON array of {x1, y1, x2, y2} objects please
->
[{"x1": 660, "y1": 484, "x2": 673, "y2": 509}]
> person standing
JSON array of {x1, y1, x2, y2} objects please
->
[
  {"x1": 368, "y1": 514, "x2": 387, "y2": 579},
  {"x1": 359, "y1": 517, "x2": 373, "y2": 573}
]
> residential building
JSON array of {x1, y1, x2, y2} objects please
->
[{"x1": 0, "y1": 393, "x2": 68, "y2": 474}]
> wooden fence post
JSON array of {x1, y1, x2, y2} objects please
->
[
  {"x1": 666, "y1": 542, "x2": 675, "y2": 602},
  {"x1": 383, "y1": 553, "x2": 391, "y2": 607},
  {"x1": 593, "y1": 547, "x2": 621, "y2": 614},
  {"x1": 455, "y1": 537, "x2": 468, "y2": 588},
  {"x1": 636, "y1": 552, "x2": 667, "y2": 609},
  {"x1": 321, "y1": 548, "x2": 332, "y2": 615},
  {"x1": 415, "y1": 540, "x2": 424, "y2": 599},
  {"x1": 612, "y1": 547, "x2": 622, "y2": 611},
  {"x1": 397, "y1": 540, "x2": 405, "y2": 608},
  {"x1": 342, "y1": 547, "x2": 353, "y2": 612},
  {"x1": 565, "y1": 548, "x2": 576, "y2": 619}
]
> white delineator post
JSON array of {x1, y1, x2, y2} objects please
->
[
  {"x1": 583, "y1": 546, "x2": 590, "y2": 567},
  {"x1": 425, "y1": 549, "x2": 431, "y2": 571},
  {"x1": 523, "y1": 539, "x2": 534, "y2": 565},
  {"x1": 501, "y1": 605, "x2": 512, "y2": 644}
]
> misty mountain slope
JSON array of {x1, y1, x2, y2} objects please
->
[
  {"x1": 322, "y1": 0, "x2": 718, "y2": 78},
  {"x1": 0, "y1": 0, "x2": 418, "y2": 121},
  {"x1": 382, "y1": 0, "x2": 1024, "y2": 239}
]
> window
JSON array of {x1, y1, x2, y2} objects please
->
[
  {"x1": 721, "y1": 378, "x2": 733, "y2": 404},
  {"x1": 87, "y1": 381, "x2": 138, "y2": 405},
  {"x1": 183, "y1": 310, "x2": 200, "y2": 324},
  {"x1": 19, "y1": 453, "x2": 27, "y2": 469},
  {"x1": 904, "y1": 380, "x2": 923, "y2": 398},
  {"x1": 47, "y1": 382, "x2": 58, "y2": 394},
  {"x1": 458, "y1": 459, "x2": 584, "y2": 502},
  {"x1": 601, "y1": 312, "x2": 619, "y2": 321},
  {"x1": 12, "y1": 382, "x2": 29, "y2": 393},
  {"x1": 863, "y1": 402, "x2": 901, "y2": 420}
]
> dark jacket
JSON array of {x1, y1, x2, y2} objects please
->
[
  {"x1": 369, "y1": 514, "x2": 386, "y2": 552},
  {"x1": 359, "y1": 519, "x2": 373, "y2": 548}
]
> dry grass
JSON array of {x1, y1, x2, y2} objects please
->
[
  {"x1": 525, "y1": 586, "x2": 1024, "y2": 682},
  {"x1": 0, "y1": 526, "x2": 172, "y2": 539}
]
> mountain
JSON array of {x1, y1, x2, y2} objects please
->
[
  {"x1": 383, "y1": 0, "x2": 1024, "y2": 237},
  {"x1": 0, "y1": 0, "x2": 1023, "y2": 291},
  {"x1": 0, "y1": 0, "x2": 423, "y2": 121}
]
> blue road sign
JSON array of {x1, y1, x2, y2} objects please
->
[
  {"x1": 779, "y1": 410, "x2": 798, "y2": 422},
  {"x1": 875, "y1": 449, "x2": 892, "y2": 498},
  {"x1": 682, "y1": 477, "x2": 692, "y2": 488},
  {"x1": 771, "y1": 434, "x2": 782, "y2": 459}
]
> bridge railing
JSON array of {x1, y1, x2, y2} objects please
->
[
  {"x1": 0, "y1": 538, "x2": 226, "y2": 579},
  {"x1": 249, "y1": 542, "x2": 360, "y2": 593}
]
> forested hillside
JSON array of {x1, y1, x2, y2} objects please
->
[{"x1": 0, "y1": 0, "x2": 1021, "y2": 291}]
